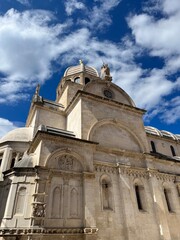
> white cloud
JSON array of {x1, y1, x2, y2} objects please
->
[
  {"x1": 162, "y1": 0, "x2": 180, "y2": 15},
  {"x1": 126, "y1": 0, "x2": 180, "y2": 126},
  {"x1": 0, "y1": 9, "x2": 70, "y2": 103},
  {"x1": 16, "y1": 0, "x2": 30, "y2": 6},
  {"x1": 145, "y1": 95, "x2": 180, "y2": 125},
  {"x1": 128, "y1": 13, "x2": 180, "y2": 57},
  {"x1": 79, "y1": 0, "x2": 121, "y2": 30},
  {"x1": 160, "y1": 96, "x2": 180, "y2": 124},
  {"x1": 0, "y1": 118, "x2": 17, "y2": 138},
  {"x1": 65, "y1": 0, "x2": 85, "y2": 16},
  {"x1": 147, "y1": 0, "x2": 180, "y2": 15},
  {"x1": 0, "y1": 2, "x2": 179, "y2": 129},
  {"x1": 128, "y1": 0, "x2": 180, "y2": 77}
]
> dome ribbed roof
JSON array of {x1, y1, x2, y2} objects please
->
[
  {"x1": 145, "y1": 126, "x2": 179, "y2": 140},
  {"x1": 64, "y1": 64, "x2": 99, "y2": 77}
]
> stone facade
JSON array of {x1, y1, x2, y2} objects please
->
[{"x1": 0, "y1": 62, "x2": 180, "y2": 240}]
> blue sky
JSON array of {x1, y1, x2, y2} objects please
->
[{"x1": 0, "y1": 0, "x2": 179, "y2": 137}]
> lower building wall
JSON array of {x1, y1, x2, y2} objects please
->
[{"x1": 0, "y1": 234, "x2": 97, "y2": 240}]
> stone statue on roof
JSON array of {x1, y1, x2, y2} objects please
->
[
  {"x1": 35, "y1": 84, "x2": 40, "y2": 96},
  {"x1": 33, "y1": 84, "x2": 43, "y2": 103},
  {"x1": 100, "y1": 63, "x2": 112, "y2": 81}
]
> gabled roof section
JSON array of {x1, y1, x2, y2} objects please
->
[{"x1": 83, "y1": 79, "x2": 136, "y2": 107}]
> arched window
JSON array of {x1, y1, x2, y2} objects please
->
[
  {"x1": 52, "y1": 187, "x2": 61, "y2": 218},
  {"x1": 150, "y1": 141, "x2": 156, "y2": 153},
  {"x1": 177, "y1": 185, "x2": 180, "y2": 197},
  {"x1": 170, "y1": 145, "x2": 176, "y2": 156},
  {"x1": 164, "y1": 188, "x2": 174, "y2": 212},
  {"x1": 101, "y1": 175, "x2": 113, "y2": 210},
  {"x1": 14, "y1": 187, "x2": 26, "y2": 215},
  {"x1": 70, "y1": 188, "x2": 78, "y2": 217},
  {"x1": 85, "y1": 77, "x2": 90, "y2": 84},
  {"x1": 134, "y1": 182, "x2": 146, "y2": 211},
  {"x1": 74, "y1": 77, "x2": 80, "y2": 83}
]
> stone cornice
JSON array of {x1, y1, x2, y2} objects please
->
[
  {"x1": 0, "y1": 227, "x2": 98, "y2": 236},
  {"x1": 94, "y1": 162, "x2": 177, "y2": 182},
  {"x1": 96, "y1": 145, "x2": 146, "y2": 159},
  {"x1": 145, "y1": 152, "x2": 180, "y2": 164},
  {"x1": 28, "y1": 131, "x2": 98, "y2": 153},
  {"x1": 66, "y1": 90, "x2": 146, "y2": 116}
]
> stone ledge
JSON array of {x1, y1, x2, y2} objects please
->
[{"x1": 0, "y1": 227, "x2": 98, "y2": 236}]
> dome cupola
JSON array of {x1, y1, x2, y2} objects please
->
[
  {"x1": 56, "y1": 61, "x2": 100, "y2": 104},
  {"x1": 62, "y1": 60, "x2": 99, "y2": 85},
  {"x1": 64, "y1": 60, "x2": 99, "y2": 79}
]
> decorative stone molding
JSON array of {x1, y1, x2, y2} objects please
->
[
  {"x1": 58, "y1": 155, "x2": 74, "y2": 171},
  {"x1": 84, "y1": 228, "x2": 98, "y2": 234},
  {"x1": 120, "y1": 167, "x2": 149, "y2": 179},
  {"x1": 0, "y1": 227, "x2": 98, "y2": 236},
  {"x1": 51, "y1": 154, "x2": 83, "y2": 172},
  {"x1": 95, "y1": 165, "x2": 117, "y2": 174},
  {"x1": 83, "y1": 172, "x2": 95, "y2": 179},
  {"x1": 148, "y1": 171, "x2": 175, "y2": 182},
  {"x1": 94, "y1": 163, "x2": 176, "y2": 182},
  {"x1": 32, "y1": 202, "x2": 46, "y2": 218},
  {"x1": 175, "y1": 176, "x2": 180, "y2": 183}
]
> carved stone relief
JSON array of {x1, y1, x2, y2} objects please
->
[
  {"x1": 49, "y1": 175, "x2": 83, "y2": 225},
  {"x1": 56, "y1": 155, "x2": 83, "y2": 172},
  {"x1": 33, "y1": 203, "x2": 46, "y2": 218}
]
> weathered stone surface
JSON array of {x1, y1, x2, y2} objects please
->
[{"x1": 0, "y1": 63, "x2": 179, "y2": 240}]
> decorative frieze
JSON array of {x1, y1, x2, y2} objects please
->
[
  {"x1": 0, "y1": 227, "x2": 98, "y2": 236},
  {"x1": 120, "y1": 167, "x2": 149, "y2": 179},
  {"x1": 95, "y1": 165, "x2": 117, "y2": 174},
  {"x1": 94, "y1": 163, "x2": 176, "y2": 182},
  {"x1": 148, "y1": 171, "x2": 175, "y2": 182}
]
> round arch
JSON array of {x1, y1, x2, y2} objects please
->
[
  {"x1": 45, "y1": 148, "x2": 87, "y2": 172},
  {"x1": 88, "y1": 119, "x2": 147, "y2": 153}
]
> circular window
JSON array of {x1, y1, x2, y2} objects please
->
[
  {"x1": 74, "y1": 77, "x2": 80, "y2": 83},
  {"x1": 103, "y1": 89, "x2": 113, "y2": 99}
]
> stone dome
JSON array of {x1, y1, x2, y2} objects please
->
[
  {"x1": 0, "y1": 127, "x2": 33, "y2": 143},
  {"x1": 64, "y1": 63, "x2": 99, "y2": 77}
]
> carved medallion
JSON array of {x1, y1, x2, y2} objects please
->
[
  {"x1": 58, "y1": 155, "x2": 74, "y2": 170},
  {"x1": 55, "y1": 155, "x2": 83, "y2": 172}
]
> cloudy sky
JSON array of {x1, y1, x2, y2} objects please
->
[{"x1": 0, "y1": 0, "x2": 179, "y2": 137}]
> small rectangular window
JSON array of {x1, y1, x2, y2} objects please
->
[
  {"x1": 170, "y1": 146, "x2": 176, "y2": 156},
  {"x1": 135, "y1": 185, "x2": 146, "y2": 211},
  {"x1": 164, "y1": 189, "x2": 174, "y2": 213},
  {"x1": 151, "y1": 141, "x2": 156, "y2": 153}
]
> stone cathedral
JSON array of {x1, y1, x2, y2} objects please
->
[{"x1": 0, "y1": 61, "x2": 180, "y2": 240}]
